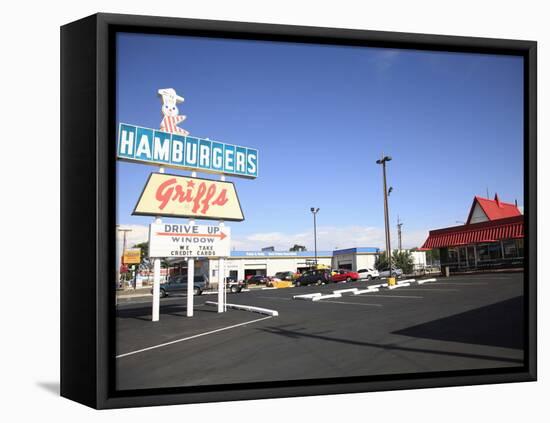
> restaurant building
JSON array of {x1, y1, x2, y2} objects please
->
[{"x1": 422, "y1": 194, "x2": 524, "y2": 271}]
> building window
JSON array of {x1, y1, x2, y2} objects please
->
[
  {"x1": 503, "y1": 239, "x2": 518, "y2": 258},
  {"x1": 517, "y1": 239, "x2": 524, "y2": 257},
  {"x1": 477, "y1": 244, "x2": 490, "y2": 261},
  {"x1": 447, "y1": 248, "x2": 458, "y2": 263},
  {"x1": 459, "y1": 247, "x2": 467, "y2": 263},
  {"x1": 488, "y1": 242, "x2": 502, "y2": 260}
]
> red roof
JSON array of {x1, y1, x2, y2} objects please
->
[
  {"x1": 422, "y1": 215, "x2": 523, "y2": 249},
  {"x1": 466, "y1": 194, "x2": 521, "y2": 223}
]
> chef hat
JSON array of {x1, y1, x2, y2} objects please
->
[{"x1": 158, "y1": 88, "x2": 184, "y2": 103}]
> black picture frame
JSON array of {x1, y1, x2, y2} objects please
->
[{"x1": 61, "y1": 12, "x2": 537, "y2": 409}]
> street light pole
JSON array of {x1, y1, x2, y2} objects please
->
[
  {"x1": 310, "y1": 207, "x2": 320, "y2": 265},
  {"x1": 376, "y1": 155, "x2": 393, "y2": 276}
]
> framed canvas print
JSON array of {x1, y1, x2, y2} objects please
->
[{"x1": 60, "y1": 13, "x2": 537, "y2": 409}]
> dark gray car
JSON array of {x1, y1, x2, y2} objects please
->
[
  {"x1": 154, "y1": 274, "x2": 208, "y2": 297},
  {"x1": 378, "y1": 267, "x2": 403, "y2": 278}
]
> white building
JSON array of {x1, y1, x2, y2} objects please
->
[
  {"x1": 199, "y1": 247, "x2": 380, "y2": 283},
  {"x1": 410, "y1": 250, "x2": 427, "y2": 270}
]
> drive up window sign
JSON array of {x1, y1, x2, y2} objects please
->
[{"x1": 149, "y1": 224, "x2": 231, "y2": 258}]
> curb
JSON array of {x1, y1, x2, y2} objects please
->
[
  {"x1": 311, "y1": 293, "x2": 342, "y2": 301},
  {"x1": 293, "y1": 286, "x2": 381, "y2": 301},
  {"x1": 417, "y1": 278, "x2": 437, "y2": 285},
  {"x1": 355, "y1": 288, "x2": 380, "y2": 294},
  {"x1": 293, "y1": 293, "x2": 322, "y2": 300},
  {"x1": 205, "y1": 301, "x2": 279, "y2": 317},
  {"x1": 388, "y1": 282, "x2": 411, "y2": 289},
  {"x1": 117, "y1": 293, "x2": 151, "y2": 300}
]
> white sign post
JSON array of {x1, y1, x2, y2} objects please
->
[
  {"x1": 152, "y1": 167, "x2": 164, "y2": 323},
  {"x1": 218, "y1": 175, "x2": 226, "y2": 313},
  {"x1": 188, "y1": 170, "x2": 196, "y2": 318}
]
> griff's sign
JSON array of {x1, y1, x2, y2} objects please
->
[
  {"x1": 133, "y1": 173, "x2": 244, "y2": 221},
  {"x1": 149, "y1": 224, "x2": 231, "y2": 258},
  {"x1": 118, "y1": 123, "x2": 258, "y2": 179}
]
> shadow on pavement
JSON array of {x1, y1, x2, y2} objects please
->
[
  {"x1": 259, "y1": 324, "x2": 523, "y2": 365},
  {"x1": 116, "y1": 303, "x2": 217, "y2": 321},
  {"x1": 394, "y1": 296, "x2": 524, "y2": 350}
]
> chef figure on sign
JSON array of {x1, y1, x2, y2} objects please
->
[{"x1": 158, "y1": 88, "x2": 190, "y2": 136}]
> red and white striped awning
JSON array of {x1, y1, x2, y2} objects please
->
[{"x1": 422, "y1": 216, "x2": 523, "y2": 249}]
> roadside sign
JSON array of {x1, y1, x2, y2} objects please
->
[
  {"x1": 149, "y1": 223, "x2": 231, "y2": 258},
  {"x1": 133, "y1": 173, "x2": 244, "y2": 221},
  {"x1": 117, "y1": 123, "x2": 258, "y2": 179},
  {"x1": 123, "y1": 248, "x2": 141, "y2": 264}
]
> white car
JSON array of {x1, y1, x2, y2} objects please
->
[{"x1": 357, "y1": 268, "x2": 379, "y2": 280}]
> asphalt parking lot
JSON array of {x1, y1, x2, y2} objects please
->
[{"x1": 116, "y1": 272, "x2": 524, "y2": 391}]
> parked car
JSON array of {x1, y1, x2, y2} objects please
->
[
  {"x1": 153, "y1": 274, "x2": 209, "y2": 297},
  {"x1": 246, "y1": 275, "x2": 270, "y2": 285},
  {"x1": 331, "y1": 269, "x2": 360, "y2": 283},
  {"x1": 294, "y1": 269, "x2": 331, "y2": 286},
  {"x1": 226, "y1": 279, "x2": 246, "y2": 293},
  {"x1": 274, "y1": 271, "x2": 296, "y2": 281},
  {"x1": 357, "y1": 268, "x2": 379, "y2": 280},
  {"x1": 378, "y1": 266, "x2": 403, "y2": 278}
]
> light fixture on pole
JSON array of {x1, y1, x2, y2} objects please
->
[
  {"x1": 376, "y1": 155, "x2": 393, "y2": 276},
  {"x1": 310, "y1": 207, "x2": 320, "y2": 265}
]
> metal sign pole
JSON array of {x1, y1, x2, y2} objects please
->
[
  {"x1": 187, "y1": 171, "x2": 197, "y2": 317},
  {"x1": 152, "y1": 167, "x2": 165, "y2": 322},
  {"x1": 218, "y1": 174, "x2": 226, "y2": 313}
]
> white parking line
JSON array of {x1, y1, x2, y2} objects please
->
[
  {"x1": 116, "y1": 316, "x2": 273, "y2": 359},
  {"x1": 398, "y1": 288, "x2": 460, "y2": 292},
  {"x1": 316, "y1": 300, "x2": 383, "y2": 307},
  {"x1": 257, "y1": 296, "x2": 291, "y2": 301},
  {"x1": 422, "y1": 282, "x2": 488, "y2": 286},
  {"x1": 361, "y1": 294, "x2": 424, "y2": 299}
]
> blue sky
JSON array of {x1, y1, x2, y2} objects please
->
[{"x1": 116, "y1": 32, "x2": 524, "y2": 251}]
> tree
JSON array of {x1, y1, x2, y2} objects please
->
[
  {"x1": 375, "y1": 249, "x2": 414, "y2": 274},
  {"x1": 393, "y1": 249, "x2": 414, "y2": 274},
  {"x1": 133, "y1": 242, "x2": 149, "y2": 262},
  {"x1": 375, "y1": 253, "x2": 388, "y2": 270},
  {"x1": 290, "y1": 244, "x2": 307, "y2": 251}
]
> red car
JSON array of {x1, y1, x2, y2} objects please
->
[{"x1": 331, "y1": 269, "x2": 360, "y2": 283}]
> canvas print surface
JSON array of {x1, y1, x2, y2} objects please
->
[{"x1": 115, "y1": 32, "x2": 525, "y2": 391}]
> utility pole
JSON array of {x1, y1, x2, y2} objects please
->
[
  {"x1": 310, "y1": 207, "x2": 320, "y2": 265},
  {"x1": 397, "y1": 216, "x2": 403, "y2": 252},
  {"x1": 376, "y1": 155, "x2": 393, "y2": 275},
  {"x1": 117, "y1": 227, "x2": 132, "y2": 289}
]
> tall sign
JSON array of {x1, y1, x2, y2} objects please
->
[
  {"x1": 116, "y1": 87, "x2": 257, "y2": 321},
  {"x1": 149, "y1": 224, "x2": 231, "y2": 258},
  {"x1": 133, "y1": 173, "x2": 244, "y2": 221}
]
